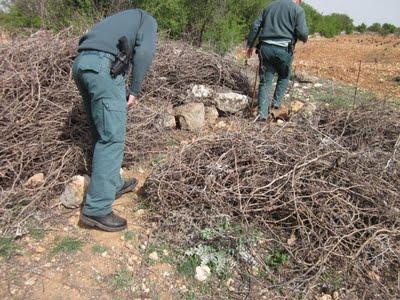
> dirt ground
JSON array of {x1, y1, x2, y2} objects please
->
[
  {"x1": 0, "y1": 169, "x2": 187, "y2": 299},
  {"x1": 295, "y1": 34, "x2": 400, "y2": 98}
]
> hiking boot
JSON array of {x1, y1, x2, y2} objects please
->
[
  {"x1": 116, "y1": 178, "x2": 138, "y2": 199},
  {"x1": 80, "y1": 212, "x2": 127, "y2": 232},
  {"x1": 257, "y1": 117, "x2": 268, "y2": 123}
]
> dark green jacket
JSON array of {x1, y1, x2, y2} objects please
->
[
  {"x1": 78, "y1": 9, "x2": 157, "y2": 96},
  {"x1": 247, "y1": 0, "x2": 308, "y2": 48}
]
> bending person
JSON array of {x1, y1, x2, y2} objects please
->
[{"x1": 72, "y1": 9, "x2": 157, "y2": 232}]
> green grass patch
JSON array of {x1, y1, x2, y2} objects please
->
[
  {"x1": 123, "y1": 230, "x2": 135, "y2": 241},
  {"x1": 183, "y1": 290, "x2": 197, "y2": 300},
  {"x1": 177, "y1": 255, "x2": 202, "y2": 278},
  {"x1": 92, "y1": 244, "x2": 108, "y2": 254},
  {"x1": 321, "y1": 270, "x2": 345, "y2": 291},
  {"x1": 200, "y1": 228, "x2": 216, "y2": 241},
  {"x1": 29, "y1": 227, "x2": 45, "y2": 241},
  {"x1": 51, "y1": 236, "x2": 83, "y2": 256},
  {"x1": 144, "y1": 242, "x2": 177, "y2": 266},
  {"x1": 265, "y1": 249, "x2": 289, "y2": 268},
  {"x1": 111, "y1": 269, "x2": 134, "y2": 290},
  {"x1": 307, "y1": 81, "x2": 376, "y2": 108},
  {"x1": 0, "y1": 237, "x2": 18, "y2": 259}
]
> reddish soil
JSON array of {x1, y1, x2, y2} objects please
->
[{"x1": 295, "y1": 34, "x2": 400, "y2": 98}]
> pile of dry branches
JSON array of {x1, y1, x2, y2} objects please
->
[
  {"x1": 142, "y1": 40, "x2": 251, "y2": 105},
  {"x1": 0, "y1": 30, "x2": 249, "y2": 235},
  {"x1": 143, "y1": 103, "x2": 400, "y2": 297}
]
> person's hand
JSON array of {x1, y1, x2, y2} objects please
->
[
  {"x1": 246, "y1": 48, "x2": 255, "y2": 58},
  {"x1": 127, "y1": 94, "x2": 138, "y2": 109}
]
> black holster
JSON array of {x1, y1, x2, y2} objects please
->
[{"x1": 110, "y1": 36, "x2": 130, "y2": 79}]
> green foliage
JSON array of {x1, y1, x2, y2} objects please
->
[
  {"x1": 302, "y1": 3, "x2": 354, "y2": 37},
  {"x1": 183, "y1": 290, "x2": 197, "y2": 300},
  {"x1": 0, "y1": 1, "x2": 41, "y2": 30},
  {"x1": 355, "y1": 23, "x2": 367, "y2": 33},
  {"x1": 316, "y1": 15, "x2": 342, "y2": 38},
  {"x1": 123, "y1": 230, "x2": 135, "y2": 241},
  {"x1": 51, "y1": 236, "x2": 84, "y2": 255},
  {"x1": 3, "y1": 0, "x2": 398, "y2": 50},
  {"x1": 0, "y1": 237, "x2": 18, "y2": 259},
  {"x1": 111, "y1": 269, "x2": 134, "y2": 290},
  {"x1": 92, "y1": 244, "x2": 108, "y2": 254},
  {"x1": 29, "y1": 227, "x2": 45, "y2": 241},
  {"x1": 184, "y1": 245, "x2": 233, "y2": 279},
  {"x1": 301, "y1": 2, "x2": 321, "y2": 34},
  {"x1": 331, "y1": 13, "x2": 354, "y2": 34},
  {"x1": 177, "y1": 254, "x2": 202, "y2": 278},
  {"x1": 321, "y1": 270, "x2": 345, "y2": 291},
  {"x1": 381, "y1": 23, "x2": 397, "y2": 35},
  {"x1": 0, "y1": 0, "x2": 266, "y2": 53},
  {"x1": 366, "y1": 22, "x2": 399, "y2": 36},
  {"x1": 200, "y1": 227, "x2": 216, "y2": 241},
  {"x1": 135, "y1": 0, "x2": 187, "y2": 38},
  {"x1": 265, "y1": 249, "x2": 289, "y2": 268},
  {"x1": 368, "y1": 22, "x2": 382, "y2": 33}
]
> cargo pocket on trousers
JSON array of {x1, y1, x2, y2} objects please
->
[
  {"x1": 100, "y1": 99, "x2": 127, "y2": 143},
  {"x1": 276, "y1": 51, "x2": 292, "y2": 78}
]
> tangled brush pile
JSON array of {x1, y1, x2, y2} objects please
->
[{"x1": 143, "y1": 103, "x2": 400, "y2": 297}]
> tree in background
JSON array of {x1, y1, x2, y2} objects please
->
[
  {"x1": 0, "y1": 0, "x2": 42, "y2": 29},
  {"x1": 329, "y1": 13, "x2": 354, "y2": 34},
  {"x1": 301, "y1": 2, "x2": 322, "y2": 35},
  {"x1": 0, "y1": 0, "x2": 267, "y2": 53},
  {"x1": 381, "y1": 23, "x2": 397, "y2": 35},
  {"x1": 355, "y1": 23, "x2": 367, "y2": 33},
  {"x1": 134, "y1": 0, "x2": 187, "y2": 38},
  {"x1": 368, "y1": 23, "x2": 382, "y2": 33},
  {"x1": 1, "y1": 0, "x2": 398, "y2": 52}
]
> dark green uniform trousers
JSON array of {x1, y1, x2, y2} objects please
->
[
  {"x1": 258, "y1": 43, "x2": 293, "y2": 119},
  {"x1": 72, "y1": 51, "x2": 127, "y2": 217}
]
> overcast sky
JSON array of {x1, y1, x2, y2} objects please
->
[{"x1": 305, "y1": 0, "x2": 400, "y2": 26}]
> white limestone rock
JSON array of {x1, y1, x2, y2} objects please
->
[
  {"x1": 163, "y1": 114, "x2": 176, "y2": 129},
  {"x1": 205, "y1": 106, "x2": 219, "y2": 125},
  {"x1": 174, "y1": 103, "x2": 205, "y2": 131},
  {"x1": 215, "y1": 92, "x2": 249, "y2": 113},
  {"x1": 25, "y1": 173, "x2": 45, "y2": 188},
  {"x1": 195, "y1": 265, "x2": 211, "y2": 282},
  {"x1": 191, "y1": 85, "x2": 213, "y2": 99},
  {"x1": 60, "y1": 175, "x2": 90, "y2": 209},
  {"x1": 294, "y1": 71, "x2": 319, "y2": 83}
]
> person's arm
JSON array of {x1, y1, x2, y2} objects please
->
[
  {"x1": 246, "y1": 10, "x2": 265, "y2": 57},
  {"x1": 128, "y1": 15, "x2": 158, "y2": 97},
  {"x1": 295, "y1": 8, "x2": 309, "y2": 43}
]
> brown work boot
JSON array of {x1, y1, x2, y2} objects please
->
[{"x1": 80, "y1": 211, "x2": 127, "y2": 232}]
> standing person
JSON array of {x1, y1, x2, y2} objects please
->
[
  {"x1": 247, "y1": 0, "x2": 308, "y2": 121},
  {"x1": 72, "y1": 9, "x2": 157, "y2": 232}
]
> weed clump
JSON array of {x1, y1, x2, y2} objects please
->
[{"x1": 51, "y1": 236, "x2": 84, "y2": 255}]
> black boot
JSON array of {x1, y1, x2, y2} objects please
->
[
  {"x1": 80, "y1": 212, "x2": 127, "y2": 232},
  {"x1": 116, "y1": 178, "x2": 138, "y2": 199}
]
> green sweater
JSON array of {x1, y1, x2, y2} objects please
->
[
  {"x1": 247, "y1": 0, "x2": 308, "y2": 48},
  {"x1": 78, "y1": 9, "x2": 157, "y2": 96}
]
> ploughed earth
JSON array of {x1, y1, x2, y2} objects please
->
[{"x1": 295, "y1": 34, "x2": 400, "y2": 98}]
